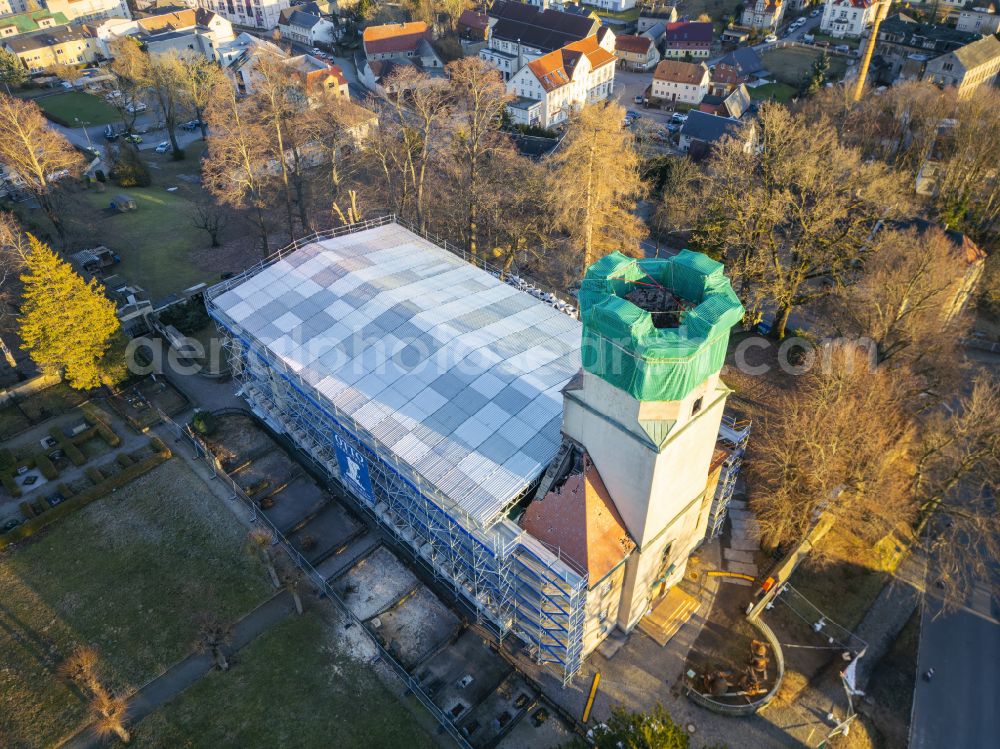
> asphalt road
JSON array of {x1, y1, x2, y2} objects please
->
[{"x1": 910, "y1": 350, "x2": 1000, "y2": 749}]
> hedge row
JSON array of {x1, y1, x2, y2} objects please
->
[
  {"x1": 2, "y1": 473, "x2": 19, "y2": 498},
  {"x1": 34, "y1": 453, "x2": 58, "y2": 480},
  {"x1": 0, "y1": 442, "x2": 172, "y2": 550},
  {"x1": 49, "y1": 426, "x2": 87, "y2": 466}
]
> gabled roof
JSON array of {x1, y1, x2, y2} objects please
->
[
  {"x1": 521, "y1": 454, "x2": 636, "y2": 583},
  {"x1": 680, "y1": 109, "x2": 744, "y2": 143},
  {"x1": 653, "y1": 59, "x2": 708, "y2": 84},
  {"x1": 527, "y1": 35, "x2": 615, "y2": 92},
  {"x1": 6, "y1": 23, "x2": 93, "y2": 53},
  {"x1": 828, "y1": 0, "x2": 875, "y2": 7},
  {"x1": 281, "y1": 10, "x2": 323, "y2": 30},
  {"x1": 711, "y1": 63, "x2": 744, "y2": 85},
  {"x1": 457, "y1": 9, "x2": 488, "y2": 32},
  {"x1": 363, "y1": 21, "x2": 432, "y2": 55},
  {"x1": 616, "y1": 34, "x2": 653, "y2": 54},
  {"x1": 663, "y1": 21, "x2": 713, "y2": 44},
  {"x1": 136, "y1": 9, "x2": 198, "y2": 33},
  {"x1": 879, "y1": 13, "x2": 979, "y2": 52},
  {"x1": 718, "y1": 46, "x2": 764, "y2": 75},
  {"x1": 0, "y1": 10, "x2": 69, "y2": 35},
  {"x1": 947, "y1": 34, "x2": 1000, "y2": 70},
  {"x1": 489, "y1": 0, "x2": 598, "y2": 53}
]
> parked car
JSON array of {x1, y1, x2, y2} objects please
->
[
  {"x1": 124, "y1": 133, "x2": 142, "y2": 144},
  {"x1": 3, "y1": 518, "x2": 20, "y2": 531},
  {"x1": 666, "y1": 122, "x2": 681, "y2": 133},
  {"x1": 803, "y1": 33, "x2": 815, "y2": 43},
  {"x1": 811, "y1": 8, "x2": 821, "y2": 16},
  {"x1": 125, "y1": 101, "x2": 147, "y2": 114},
  {"x1": 180, "y1": 119, "x2": 204, "y2": 131},
  {"x1": 154, "y1": 141, "x2": 171, "y2": 153},
  {"x1": 670, "y1": 112, "x2": 688, "y2": 124},
  {"x1": 765, "y1": 33, "x2": 777, "y2": 43},
  {"x1": 104, "y1": 125, "x2": 118, "y2": 141},
  {"x1": 633, "y1": 94, "x2": 644, "y2": 104},
  {"x1": 834, "y1": 44, "x2": 851, "y2": 53}
]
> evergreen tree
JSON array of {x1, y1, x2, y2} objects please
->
[
  {"x1": 0, "y1": 48, "x2": 27, "y2": 91},
  {"x1": 18, "y1": 235, "x2": 126, "y2": 389}
]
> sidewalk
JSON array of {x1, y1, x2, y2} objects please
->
[{"x1": 61, "y1": 592, "x2": 294, "y2": 749}]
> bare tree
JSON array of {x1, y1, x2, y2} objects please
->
[
  {"x1": 547, "y1": 101, "x2": 645, "y2": 270},
  {"x1": 91, "y1": 692, "x2": 131, "y2": 744},
  {"x1": 445, "y1": 57, "x2": 509, "y2": 256},
  {"x1": 246, "y1": 528, "x2": 280, "y2": 588},
  {"x1": 748, "y1": 342, "x2": 916, "y2": 551},
  {"x1": 692, "y1": 103, "x2": 906, "y2": 337},
  {"x1": 108, "y1": 38, "x2": 149, "y2": 133},
  {"x1": 190, "y1": 200, "x2": 227, "y2": 248},
  {"x1": 196, "y1": 613, "x2": 232, "y2": 671},
  {"x1": 281, "y1": 567, "x2": 305, "y2": 615},
  {"x1": 176, "y1": 54, "x2": 227, "y2": 140},
  {"x1": 143, "y1": 52, "x2": 187, "y2": 159},
  {"x1": 203, "y1": 84, "x2": 272, "y2": 251},
  {"x1": 0, "y1": 211, "x2": 27, "y2": 368},
  {"x1": 0, "y1": 93, "x2": 83, "y2": 240}
]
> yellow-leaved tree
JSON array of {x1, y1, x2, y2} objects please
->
[{"x1": 18, "y1": 235, "x2": 126, "y2": 389}]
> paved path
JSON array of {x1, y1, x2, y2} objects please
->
[{"x1": 62, "y1": 592, "x2": 295, "y2": 749}]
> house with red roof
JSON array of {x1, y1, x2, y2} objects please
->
[
  {"x1": 615, "y1": 33, "x2": 659, "y2": 71},
  {"x1": 362, "y1": 21, "x2": 442, "y2": 67},
  {"x1": 506, "y1": 34, "x2": 617, "y2": 128}
]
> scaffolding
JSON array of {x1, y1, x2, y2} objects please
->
[
  {"x1": 706, "y1": 413, "x2": 751, "y2": 538},
  {"x1": 204, "y1": 224, "x2": 589, "y2": 684}
]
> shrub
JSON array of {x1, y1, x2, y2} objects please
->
[
  {"x1": 160, "y1": 298, "x2": 211, "y2": 336},
  {"x1": 58, "y1": 482, "x2": 75, "y2": 497},
  {"x1": 18, "y1": 500, "x2": 35, "y2": 518},
  {"x1": 190, "y1": 410, "x2": 216, "y2": 436},
  {"x1": 34, "y1": 452, "x2": 58, "y2": 480},
  {"x1": 116, "y1": 453, "x2": 132, "y2": 468},
  {"x1": 149, "y1": 436, "x2": 169, "y2": 455},
  {"x1": 0, "y1": 448, "x2": 14, "y2": 472},
  {"x1": 65, "y1": 441, "x2": 86, "y2": 466},
  {"x1": 85, "y1": 466, "x2": 104, "y2": 484},
  {"x1": 110, "y1": 143, "x2": 151, "y2": 188},
  {"x1": 30, "y1": 500, "x2": 44, "y2": 516},
  {"x1": 1, "y1": 473, "x2": 21, "y2": 498}
]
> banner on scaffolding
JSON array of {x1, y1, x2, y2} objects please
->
[{"x1": 333, "y1": 432, "x2": 375, "y2": 504}]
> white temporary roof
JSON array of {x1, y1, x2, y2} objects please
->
[{"x1": 210, "y1": 224, "x2": 581, "y2": 527}]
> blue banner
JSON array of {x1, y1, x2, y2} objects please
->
[{"x1": 333, "y1": 432, "x2": 375, "y2": 504}]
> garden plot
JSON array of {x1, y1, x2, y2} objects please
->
[
  {"x1": 231, "y1": 449, "x2": 299, "y2": 496},
  {"x1": 371, "y1": 585, "x2": 462, "y2": 669},
  {"x1": 263, "y1": 475, "x2": 329, "y2": 532},
  {"x1": 459, "y1": 672, "x2": 538, "y2": 747},
  {"x1": 335, "y1": 544, "x2": 419, "y2": 620},
  {"x1": 289, "y1": 502, "x2": 363, "y2": 564},
  {"x1": 203, "y1": 412, "x2": 275, "y2": 469},
  {"x1": 496, "y1": 700, "x2": 574, "y2": 749},
  {"x1": 419, "y1": 628, "x2": 512, "y2": 719}
]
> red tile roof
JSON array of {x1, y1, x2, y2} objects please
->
[
  {"x1": 363, "y1": 21, "x2": 431, "y2": 55},
  {"x1": 520, "y1": 454, "x2": 636, "y2": 584},
  {"x1": 653, "y1": 59, "x2": 709, "y2": 84},
  {"x1": 527, "y1": 34, "x2": 615, "y2": 92},
  {"x1": 457, "y1": 9, "x2": 488, "y2": 32},
  {"x1": 616, "y1": 34, "x2": 653, "y2": 55}
]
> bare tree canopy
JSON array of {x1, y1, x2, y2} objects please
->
[{"x1": 0, "y1": 93, "x2": 83, "y2": 241}]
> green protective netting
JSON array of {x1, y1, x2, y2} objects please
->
[{"x1": 578, "y1": 249, "x2": 745, "y2": 402}]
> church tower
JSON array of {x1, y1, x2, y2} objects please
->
[{"x1": 561, "y1": 250, "x2": 744, "y2": 631}]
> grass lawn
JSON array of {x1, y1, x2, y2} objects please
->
[
  {"x1": 677, "y1": 0, "x2": 743, "y2": 23},
  {"x1": 0, "y1": 459, "x2": 270, "y2": 748},
  {"x1": 36, "y1": 91, "x2": 119, "y2": 126},
  {"x1": 135, "y1": 612, "x2": 438, "y2": 749},
  {"x1": 749, "y1": 82, "x2": 799, "y2": 103},
  {"x1": 762, "y1": 47, "x2": 849, "y2": 86}
]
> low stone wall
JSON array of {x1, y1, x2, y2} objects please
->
[{"x1": 0, "y1": 372, "x2": 61, "y2": 407}]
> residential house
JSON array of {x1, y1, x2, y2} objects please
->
[
  {"x1": 283, "y1": 53, "x2": 348, "y2": 97},
  {"x1": 720, "y1": 26, "x2": 750, "y2": 44},
  {"x1": 277, "y1": 7, "x2": 335, "y2": 46},
  {"x1": 637, "y1": 2, "x2": 677, "y2": 33},
  {"x1": 873, "y1": 13, "x2": 980, "y2": 83},
  {"x1": 820, "y1": 0, "x2": 878, "y2": 39},
  {"x1": 741, "y1": 0, "x2": 785, "y2": 30},
  {"x1": 5, "y1": 23, "x2": 100, "y2": 72},
  {"x1": 95, "y1": 8, "x2": 234, "y2": 60},
  {"x1": 0, "y1": 0, "x2": 28, "y2": 15},
  {"x1": 615, "y1": 33, "x2": 658, "y2": 71},
  {"x1": 650, "y1": 59, "x2": 709, "y2": 104},
  {"x1": 641, "y1": 20, "x2": 666, "y2": 45},
  {"x1": 457, "y1": 9, "x2": 488, "y2": 41},
  {"x1": 716, "y1": 46, "x2": 765, "y2": 79},
  {"x1": 678, "y1": 109, "x2": 753, "y2": 158},
  {"x1": 185, "y1": 0, "x2": 289, "y2": 30},
  {"x1": 363, "y1": 21, "x2": 442, "y2": 69},
  {"x1": 0, "y1": 10, "x2": 69, "y2": 40},
  {"x1": 956, "y1": 8, "x2": 1000, "y2": 36},
  {"x1": 923, "y1": 34, "x2": 1000, "y2": 97},
  {"x1": 506, "y1": 34, "x2": 616, "y2": 128},
  {"x1": 662, "y1": 21, "x2": 712, "y2": 59},
  {"x1": 42, "y1": 0, "x2": 130, "y2": 23},
  {"x1": 481, "y1": 0, "x2": 605, "y2": 81},
  {"x1": 698, "y1": 83, "x2": 750, "y2": 118},
  {"x1": 223, "y1": 31, "x2": 286, "y2": 94},
  {"x1": 583, "y1": 0, "x2": 636, "y2": 11},
  {"x1": 708, "y1": 62, "x2": 745, "y2": 95}
]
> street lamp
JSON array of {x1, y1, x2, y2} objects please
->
[{"x1": 74, "y1": 117, "x2": 93, "y2": 148}]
